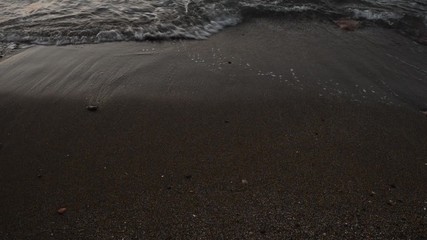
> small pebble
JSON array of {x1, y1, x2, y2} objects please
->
[
  {"x1": 389, "y1": 184, "x2": 397, "y2": 189},
  {"x1": 242, "y1": 179, "x2": 248, "y2": 184},
  {"x1": 185, "y1": 175, "x2": 192, "y2": 180},
  {"x1": 387, "y1": 200, "x2": 396, "y2": 206},
  {"x1": 57, "y1": 208, "x2": 67, "y2": 215},
  {"x1": 370, "y1": 191, "x2": 376, "y2": 196},
  {"x1": 86, "y1": 105, "x2": 98, "y2": 112}
]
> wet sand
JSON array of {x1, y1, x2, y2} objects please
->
[{"x1": 1, "y1": 20, "x2": 427, "y2": 239}]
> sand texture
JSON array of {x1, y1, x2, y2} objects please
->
[{"x1": 0, "y1": 20, "x2": 427, "y2": 239}]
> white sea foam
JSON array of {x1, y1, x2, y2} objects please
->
[{"x1": 351, "y1": 9, "x2": 403, "y2": 22}]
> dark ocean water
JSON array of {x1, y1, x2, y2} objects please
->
[{"x1": 0, "y1": 0, "x2": 426, "y2": 45}]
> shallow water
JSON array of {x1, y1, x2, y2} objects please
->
[{"x1": 0, "y1": 0, "x2": 426, "y2": 45}]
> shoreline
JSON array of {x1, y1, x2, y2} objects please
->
[
  {"x1": 1, "y1": 16, "x2": 426, "y2": 62},
  {"x1": 1, "y1": 19, "x2": 426, "y2": 239}
]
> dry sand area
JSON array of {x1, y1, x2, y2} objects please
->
[{"x1": 1, "y1": 19, "x2": 427, "y2": 239}]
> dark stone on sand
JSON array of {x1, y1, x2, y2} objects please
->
[
  {"x1": 57, "y1": 207, "x2": 67, "y2": 215},
  {"x1": 389, "y1": 184, "x2": 397, "y2": 189},
  {"x1": 167, "y1": 186, "x2": 172, "y2": 190},
  {"x1": 86, "y1": 105, "x2": 98, "y2": 112},
  {"x1": 228, "y1": 61, "x2": 232, "y2": 64},
  {"x1": 37, "y1": 174, "x2": 42, "y2": 178},
  {"x1": 224, "y1": 120, "x2": 230, "y2": 123},
  {"x1": 185, "y1": 175, "x2": 192, "y2": 180},
  {"x1": 335, "y1": 19, "x2": 360, "y2": 31},
  {"x1": 387, "y1": 200, "x2": 396, "y2": 206}
]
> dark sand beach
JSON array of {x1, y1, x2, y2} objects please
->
[{"x1": 1, "y1": 19, "x2": 427, "y2": 239}]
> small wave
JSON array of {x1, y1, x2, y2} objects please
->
[{"x1": 96, "y1": 30, "x2": 124, "y2": 42}]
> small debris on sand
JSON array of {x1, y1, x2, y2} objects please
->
[
  {"x1": 370, "y1": 191, "x2": 376, "y2": 197},
  {"x1": 242, "y1": 179, "x2": 248, "y2": 184},
  {"x1": 57, "y1": 208, "x2": 67, "y2": 215},
  {"x1": 86, "y1": 105, "x2": 98, "y2": 112},
  {"x1": 185, "y1": 175, "x2": 192, "y2": 180},
  {"x1": 335, "y1": 19, "x2": 360, "y2": 31},
  {"x1": 387, "y1": 200, "x2": 396, "y2": 206},
  {"x1": 389, "y1": 184, "x2": 397, "y2": 189}
]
